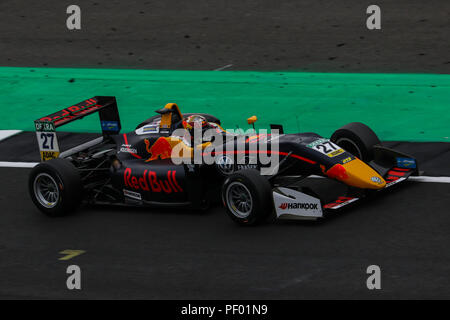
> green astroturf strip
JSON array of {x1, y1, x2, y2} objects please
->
[{"x1": 0, "y1": 67, "x2": 449, "y2": 141}]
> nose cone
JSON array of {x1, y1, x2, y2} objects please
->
[{"x1": 326, "y1": 158, "x2": 386, "y2": 189}]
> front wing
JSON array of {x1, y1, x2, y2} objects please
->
[{"x1": 273, "y1": 166, "x2": 416, "y2": 220}]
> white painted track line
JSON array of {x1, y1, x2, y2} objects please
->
[
  {"x1": 409, "y1": 176, "x2": 450, "y2": 183},
  {"x1": 213, "y1": 64, "x2": 233, "y2": 71},
  {"x1": 0, "y1": 162, "x2": 38, "y2": 168},
  {"x1": 0, "y1": 130, "x2": 22, "y2": 142}
]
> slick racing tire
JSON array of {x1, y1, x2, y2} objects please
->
[
  {"x1": 222, "y1": 169, "x2": 273, "y2": 226},
  {"x1": 28, "y1": 158, "x2": 83, "y2": 217},
  {"x1": 330, "y1": 122, "x2": 381, "y2": 162}
]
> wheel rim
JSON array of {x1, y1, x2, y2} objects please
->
[
  {"x1": 33, "y1": 173, "x2": 60, "y2": 208},
  {"x1": 225, "y1": 182, "x2": 253, "y2": 218},
  {"x1": 336, "y1": 138, "x2": 362, "y2": 159}
]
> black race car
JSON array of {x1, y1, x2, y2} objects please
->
[{"x1": 29, "y1": 96, "x2": 419, "y2": 225}]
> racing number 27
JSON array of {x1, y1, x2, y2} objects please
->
[
  {"x1": 40, "y1": 133, "x2": 55, "y2": 150},
  {"x1": 315, "y1": 141, "x2": 337, "y2": 154}
]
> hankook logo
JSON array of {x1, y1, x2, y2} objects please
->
[{"x1": 279, "y1": 202, "x2": 319, "y2": 210}]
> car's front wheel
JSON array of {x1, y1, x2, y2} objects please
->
[
  {"x1": 221, "y1": 169, "x2": 273, "y2": 225},
  {"x1": 330, "y1": 122, "x2": 381, "y2": 162},
  {"x1": 28, "y1": 158, "x2": 83, "y2": 217}
]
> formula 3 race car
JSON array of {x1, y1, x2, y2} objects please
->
[{"x1": 29, "y1": 96, "x2": 419, "y2": 225}]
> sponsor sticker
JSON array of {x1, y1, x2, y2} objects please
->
[
  {"x1": 273, "y1": 187, "x2": 323, "y2": 218},
  {"x1": 123, "y1": 168, "x2": 183, "y2": 193},
  {"x1": 237, "y1": 164, "x2": 258, "y2": 170},
  {"x1": 371, "y1": 176, "x2": 383, "y2": 184},
  {"x1": 40, "y1": 151, "x2": 60, "y2": 161},
  {"x1": 279, "y1": 202, "x2": 319, "y2": 210},
  {"x1": 342, "y1": 156, "x2": 352, "y2": 164},
  {"x1": 142, "y1": 125, "x2": 159, "y2": 133},
  {"x1": 35, "y1": 121, "x2": 55, "y2": 132},
  {"x1": 396, "y1": 157, "x2": 416, "y2": 169},
  {"x1": 123, "y1": 189, "x2": 142, "y2": 201},
  {"x1": 135, "y1": 120, "x2": 161, "y2": 135},
  {"x1": 101, "y1": 120, "x2": 119, "y2": 132},
  {"x1": 120, "y1": 144, "x2": 138, "y2": 154},
  {"x1": 216, "y1": 155, "x2": 234, "y2": 175},
  {"x1": 307, "y1": 138, "x2": 328, "y2": 148}
]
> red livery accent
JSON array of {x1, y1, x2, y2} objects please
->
[
  {"x1": 388, "y1": 170, "x2": 406, "y2": 177},
  {"x1": 36, "y1": 97, "x2": 120, "y2": 134},
  {"x1": 39, "y1": 98, "x2": 103, "y2": 126},
  {"x1": 123, "y1": 134, "x2": 142, "y2": 159},
  {"x1": 385, "y1": 167, "x2": 412, "y2": 182},
  {"x1": 124, "y1": 168, "x2": 183, "y2": 193},
  {"x1": 323, "y1": 196, "x2": 354, "y2": 209},
  {"x1": 325, "y1": 164, "x2": 348, "y2": 180},
  {"x1": 386, "y1": 176, "x2": 399, "y2": 181},
  {"x1": 171, "y1": 170, "x2": 183, "y2": 192},
  {"x1": 202, "y1": 150, "x2": 316, "y2": 165}
]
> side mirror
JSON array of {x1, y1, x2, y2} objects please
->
[
  {"x1": 247, "y1": 116, "x2": 257, "y2": 125},
  {"x1": 247, "y1": 115, "x2": 257, "y2": 132}
]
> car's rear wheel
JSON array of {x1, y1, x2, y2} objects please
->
[
  {"x1": 28, "y1": 158, "x2": 83, "y2": 217},
  {"x1": 330, "y1": 122, "x2": 381, "y2": 162},
  {"x1": 222, "y1": 169, "x2": 273, "y2": 225}
]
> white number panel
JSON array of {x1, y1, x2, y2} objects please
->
[
  {"x1": 36, "y1": 131, "x2": 60, "y2": 161},
  {"x1": 307, "y1": 138, "x2": 344, "y2": 157}
]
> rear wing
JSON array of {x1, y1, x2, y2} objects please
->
[{"x1": 34, "y1": 96, "x2": 121, "y2": 161}]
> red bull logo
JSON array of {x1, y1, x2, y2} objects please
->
[
  {"x1": 124, "y1": 168, "x2": 183, "y2": 193},
  {"x1": 145, "y1": 137, "x2": 173, "y2": 161}
]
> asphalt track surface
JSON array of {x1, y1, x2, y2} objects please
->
[
  {"x1": 0, "y1": 0, "x2": 449, "y2": 73},
  {"x1": 0, "y1": 167, "x2": 449, "y2": 299},
  {"x1": 0, "y1": 0, "x2": 449, "y2": 300},
  {"x1": 0, "y1": 133, "x2": 450, "y2": 299}
]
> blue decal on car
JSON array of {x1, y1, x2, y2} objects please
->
[
  {"x1": 396, "y1": 157, "x2": 416, "y2": 169},
  {"x1": 101, "y1": 120, "x2": 119, "y2": 132}
]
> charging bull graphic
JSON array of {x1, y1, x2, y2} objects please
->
[{"x1": 145, "y1": 137, "x2": 173, "y2": 162}]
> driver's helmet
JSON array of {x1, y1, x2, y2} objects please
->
[{"x1": 182, "y1": 115, "x2": 209, "y2": 143}]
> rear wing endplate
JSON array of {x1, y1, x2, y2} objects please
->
[{"x1": 34, "y1": 96, "x2": 121, "y2": 161}]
